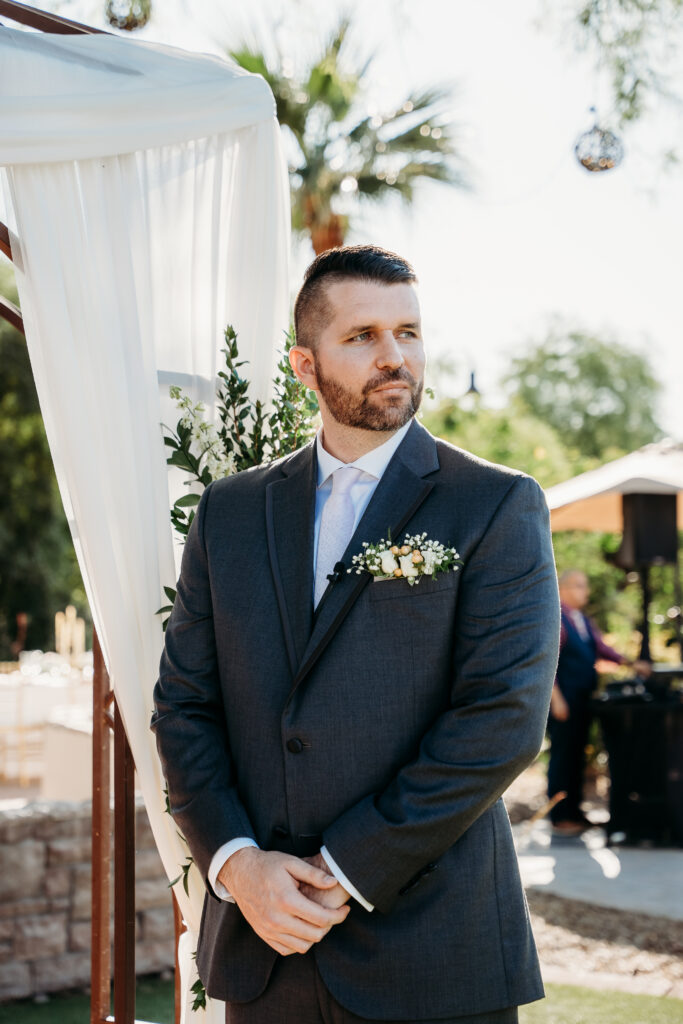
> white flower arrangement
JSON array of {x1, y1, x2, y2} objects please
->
[
  {"x1": 170, "y1": 387, "x2": 238, "y2": 480},
  {"x1": 349, "y1": 532, "x2": 462, "y2": 586}
]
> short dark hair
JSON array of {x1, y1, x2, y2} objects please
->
[{"x1": 293, "y1": 244, "x2": 418, "y2": 351}]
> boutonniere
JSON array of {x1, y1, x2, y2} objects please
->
[{"x1": 349, "y1": 532, "x2": 462, "y2": 586}]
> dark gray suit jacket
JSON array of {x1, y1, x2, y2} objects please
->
[{"x1": 152, "y1": 420, "x2": 560, "y2": 1020}]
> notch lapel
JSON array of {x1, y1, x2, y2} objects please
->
[
  {"x1": 291, "y1": 421, "x2": 440, "y2": 691},
  {"x1": 265, "y1": 442, "x2": 317, "y2": 677}
]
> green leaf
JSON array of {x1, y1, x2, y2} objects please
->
[
  {"x1": 174, "y1": 493, "x2": 201, "y2": 509},
  {"x1": 164, "y1": 586, "x2": 177, "y2": 602},
  {"x1": 168, "y1": 450, "x2": 196, "y2": 472},
  {"x1": 190, "y1": 978, "x2": 207, "y2": 1011}
]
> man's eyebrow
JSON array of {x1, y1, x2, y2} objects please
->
[{"x1": 342, "y1": 321, "x2": 421, "y2": 334}]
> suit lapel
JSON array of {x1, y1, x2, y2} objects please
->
[
  {"x1": 291, "y1": 420, "x2": 440, "y2": 690},
  {"x1": 266, "y1": 442, "x2": 317, "y2": 677}
]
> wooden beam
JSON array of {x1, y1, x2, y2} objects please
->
[
  {"x1": 0, "y1": 295, "x2": 23, "y2": 334},
  {"x1": 91, "y1": 630, "x2": 112, "y2": 1024},
  {"x1": 0, "y1": 222, "x2": 12, "y2": 261},
  {"x1": 173, "y1": 894, "x2": 184, "y2": 1024},
  {"x1": 0, "y1": 0, "x2": 105, "y2": 34},
  {"x1": 114, "y1": 705, "x2": 136, "y2": 1024}
]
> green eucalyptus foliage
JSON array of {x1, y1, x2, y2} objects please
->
[
  {"x1": 159, "y1": 326, "x2": 319, "y2": 626},
  {"x1": 163, "y1": 326, "x2": 318, "y2": 545}
]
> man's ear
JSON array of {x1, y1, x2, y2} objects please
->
[{"x1": 289, "y1": 345, "x2": 318, "y2": 392}]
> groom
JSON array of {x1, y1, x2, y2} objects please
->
[{"x1": 152, "y1": 245, "x2": 560, "y2": 1023}]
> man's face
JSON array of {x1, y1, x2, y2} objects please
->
[
  {"x1": 310, "y1": 279, "x2": 425, "y2": 432},
  {"x1": 560, "y1": 572, "x2": 590, "y2": 610}
]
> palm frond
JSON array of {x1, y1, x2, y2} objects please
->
[{"x1": 229, "y1": 16, "x2": 468, "y2": 249}]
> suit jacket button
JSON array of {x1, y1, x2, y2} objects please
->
[
  {"x1": 273, "y1": 825, "x2": 289, "y2": 838},
  {"x1": 286, "y1": 738, "x2": 304, "y2": 754}
]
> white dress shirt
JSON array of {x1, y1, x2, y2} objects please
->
[{"x1": 208, "y1": 420, "x2": 413, "y2": 911}]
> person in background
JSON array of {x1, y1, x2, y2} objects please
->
[{"x1": 548, "y1": 569, "x2": 652, "y2": 836}]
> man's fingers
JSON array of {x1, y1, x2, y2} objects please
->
[
  {"x1": 227, "y1": 850, "x2": 350, "y2": 954},
  {"x1": 286, "y1": 857, "x2": 337, "y2": 889},
  {"x1": 269, "y1": 934, "x2": 314, "y2": 956},
  {"x1": 299, "y1": 882, "x2": 350, "y2": 910},
  {"x1": 273, "y1": 914, "x2": 331, "y2": 945},
  {"x1": 265, "y1": 935, "x2": 313, "y2": 957},
  {"x1": 285, "y1": 889, "x2": 350, "y2": 928}
]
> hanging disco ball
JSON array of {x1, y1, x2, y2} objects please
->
[
  {"x1": 574, "y1": 123, "x2": 624, "y2": 173},
  {"x1": 105, "y1": 0, "x2": 151, "y2": 30}
]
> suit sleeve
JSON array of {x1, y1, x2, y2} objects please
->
[
  {"x1": 151, "y1": 483, "x2": 256, "y2": 891},
  {"x1": 322, "y1": 474, "x2": 560, "y2": 913}
]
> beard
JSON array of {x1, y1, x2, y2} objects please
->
[{"x1": 314, "y1": 360, "x2": 423, "y2": 431}]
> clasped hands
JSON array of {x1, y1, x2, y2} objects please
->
[{"x1": 217, "y1": 848, "x2": 350, "y2": 957}]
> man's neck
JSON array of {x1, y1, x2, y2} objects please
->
[{"x1": 319, "y1": 418, "x2": 410, "y2": 463}]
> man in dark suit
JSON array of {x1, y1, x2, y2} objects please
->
[
  {"x1": 152, "y1": 245, "x2": 560, "y2": 1023},
  {"x1": 548, "y1": 569, "x2": 651, "y2": 835}
]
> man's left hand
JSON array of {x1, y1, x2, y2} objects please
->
[{"x1": 302, "y1": 852, "x2": 350, "y2": 909}]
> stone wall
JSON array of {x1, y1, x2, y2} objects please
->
[{"x1": 0, "y1": 799, "x2": 174, "y2": 1001}]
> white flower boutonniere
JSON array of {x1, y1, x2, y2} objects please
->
[{"x1": 349, "y1": 532, "x2": 462, "y2": 586}]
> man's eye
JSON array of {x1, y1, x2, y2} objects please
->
[{"x1": 350, "y1": 332, "x2": 371, "y2": 342}]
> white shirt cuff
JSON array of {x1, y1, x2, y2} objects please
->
[
  {"x1": 208, "y1": 837, "x2": 259, "y2": 901},
  {"x1": 321, "y1": 845, "x2": 374, "y2": 912}
]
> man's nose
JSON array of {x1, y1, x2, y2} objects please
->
[{"x1": 375, "y1": 332, "x2": 404, "y2": 369}]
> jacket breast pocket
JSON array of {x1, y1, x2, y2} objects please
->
[{"x1": 367, "y1": 569, "x2": 461, "y2": 602}]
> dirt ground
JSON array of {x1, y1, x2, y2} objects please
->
[{"x1": 504, "y1": 763, "x2": 683, "y2": 999}]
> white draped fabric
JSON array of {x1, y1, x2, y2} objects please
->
[{"x1": 1, "y1": 25, "x2": 290, "y2": 1023}]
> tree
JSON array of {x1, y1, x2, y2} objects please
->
[
  {"x1": 421, "y1": 398, "x2": 580, "y2": 489},
  {"x1": 546, "y1": 0, "x2": 683, "y2": 161},
  {"x1": 423, "y1": 352, "x2": 674, "y2": 654},
  {"x1": 571, "y1": 0, "x2": 683, "y2": 125},
  {"x1": 0, "y1": 263, "x2": 85, "y2": 658},
  {"x1": 503, "y1": 323, "x2": 662, "y2": 460},
  {"x1": 231, "y1": 17, "x2": 467, "y2": 254}
]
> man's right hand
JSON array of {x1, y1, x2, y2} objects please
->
[
  {"x1": 550, "y1": 686, "x2": 570, "y2": 722},
  {"x1": 217, "y1": 847, "x2": 350, "y2": 956}
]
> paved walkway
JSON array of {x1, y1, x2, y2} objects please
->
[{"x1": 514, "y1": 818, "x2": 683, "y2": 921}]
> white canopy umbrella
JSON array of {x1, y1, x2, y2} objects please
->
[{"x1": 545, "y1": 440, "x2": 683, "y2": 532}]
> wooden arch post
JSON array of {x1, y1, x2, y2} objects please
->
[{"x1": 0, "y1": 4, "x2": 185, "y2": 1021}]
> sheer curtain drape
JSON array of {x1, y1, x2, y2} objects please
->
[{"x1": 1, "y1": 27, "x2": 290, "y2": 1023}]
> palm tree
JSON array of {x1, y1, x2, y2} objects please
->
[{"x1": 231, "y1": 18, "x2": 468, "y2": 254}]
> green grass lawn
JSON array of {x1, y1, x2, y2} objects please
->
[
  {"x1": 0, "y1": 979, "x2": 680, "y2": 1024},
  {"x1": 522, "y1": 985, "x2": 683, "y2": 1024},
  {"x1": 0, "y1": 975, "x2": 174, "y2": 1024}
]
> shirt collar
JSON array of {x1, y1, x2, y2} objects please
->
[
  {"x1": 316, "y1": 419, "x2": 413, "y2": 487},
  {"x1": 561, "y1": 603, "x2": 587, "y2": 623}
]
